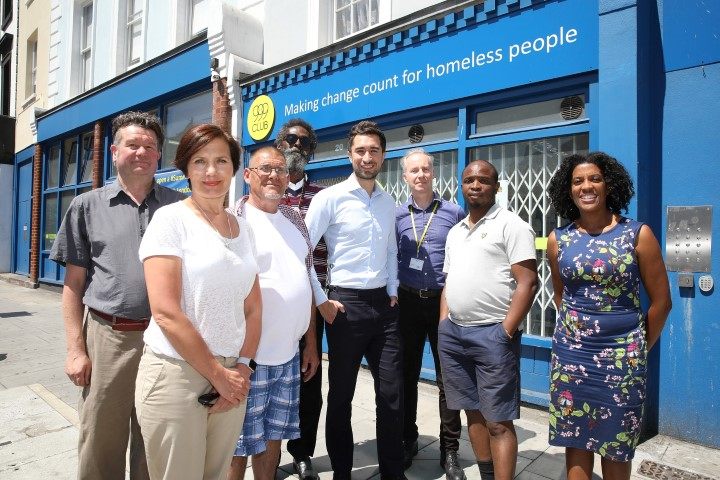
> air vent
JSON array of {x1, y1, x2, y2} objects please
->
[
  {"x1": 408, "y1": 124, "x2": 424, "y2": 143},
  {"x1": 560, "y1": 96, "x2": 584, "y2": 120}
]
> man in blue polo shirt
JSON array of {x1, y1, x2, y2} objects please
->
[{"x1": 395, "y1": 148, "x2": 466, "y2": 480}]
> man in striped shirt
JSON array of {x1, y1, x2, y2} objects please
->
[{"x1": 277, "y1": 119, "x2": 326, "y2": 480}]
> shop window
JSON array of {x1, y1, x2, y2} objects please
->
[
  {"x1": 79, "y1": 132, "x2": 94, "y2": 183},
  {"x1": 79, "y1": 2, "x2": 94, "y2": 93},
  {"x1": 47, "y1": 145, "x2": 61, "y2": 188},
  {"x1": 162, "y1": 90, "x2": 212, "y2": 164},
  {"x1": 475, "y1": 95, "x2": 587, "y2": 137},
  {"x1": 62, "y1": 138, "x2": 79, "y2": 185},
  {"x1": 335, "y1": 0, "x2": 379, "y2": 40},
  {"x1": 2, "y1": 0, "x2": 12, "y2": 28},
  {"x1": 469, "y1": 133, "x2": 589, "y2": 337},
  {"x1": 377, "y1": 150, "x2": 459, "y2": 206},
  {"x1": 43, "y1": 194, "x2": 58, "y2": 251}
]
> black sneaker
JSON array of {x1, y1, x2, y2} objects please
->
[
  {"x1": 442, "y1": 451, "x2": 466, "y2": 480},
  {"x1": 293, "y1": 456, "x2": 320, "y2": 480}
]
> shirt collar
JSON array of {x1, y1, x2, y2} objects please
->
[
  {"x1": 460, "y1": 203, "x2": 501, "y2": 229},
  {"x1": 343, "y1": 173, "x2": 382, "y2": 197},
  {"x1": 105, "y1": 179, "x2": 158, "y2": 202},
  {"x1": 407, "y1": 192, "x2": 441, "y2": 211},
  {"x1": 287, "y1": 175, "x2": 306, "y2": 194}
]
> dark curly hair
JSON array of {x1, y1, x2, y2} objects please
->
[
  {"x1": 547, "y1": 151, "x2": 635, "y2": 220},
  {"x1": 275, "y1": 118, "x2": 318, "y2": 153}
]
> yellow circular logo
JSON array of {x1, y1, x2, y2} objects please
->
[{"x1": 247, "y1": 95, "x2": 275, "y2": 141}]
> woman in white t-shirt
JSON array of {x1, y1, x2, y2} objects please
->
[{"x1": 135, "y1": 123, "x2": 261, "y2": 480}]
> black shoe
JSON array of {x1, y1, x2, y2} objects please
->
[
  {"x1": 293, "y1": 456, "x2": 320, "y2": 480},
  {"x1": 380, "y1": 475, "x2": 409, "y2": 480},
  {"x1": 441, "y1": 451, "x2": 467, "y2": 480},
  {"x1": 402, "y1": 439, "x2": 419, "y2": 470}
]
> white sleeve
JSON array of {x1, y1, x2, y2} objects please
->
[
  {"x1": 505, "y1": 218, "x2": 537, "y2": 265},
  {"x1": 139, "y1": 206, "x2": 183, "y2": 261}
]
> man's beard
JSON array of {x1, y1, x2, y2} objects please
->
[{"x1": 283, "y1": 148, "x2": 308, "y2": 177}]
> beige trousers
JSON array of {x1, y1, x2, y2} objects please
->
[
  {"x1": 135, "y1": 348, "x2": 247, "y2": 480},
  {"x1": 78, "y1": 310, "x2": 149, "y2": 480}
]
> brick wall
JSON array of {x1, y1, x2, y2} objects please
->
[
  {"x1": 92, "y1": 121, "x2": 103, "y2": 189},
  {"x1": 29, "y1": 144, "x2": 42, "y2": 285},
  {"x1": 212, "y1": 77, "x2": 231, "y2": 134}
]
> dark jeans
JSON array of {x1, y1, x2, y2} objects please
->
[
  {"x1": 287, "y1": 311, "x2": 325, "y2": 459},
  {"x1": 325, "y1": 287, "x2": 404, "y2": 478},
  {"x1": 398, "y1": 288, "x2": 462, "y2": 455}
]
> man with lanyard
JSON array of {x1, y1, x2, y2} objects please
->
[
  {"x1": 50, "y1": 111, "x2": 186, "y2": 480},
  {"x1": 305, "y1": 120, "x2": 405, "y2": 480},
  {"x1": 395, "y1": 148, "x2": 466, "y2": 480},
  {"x1": 276, "y1": 118, "x2": 326, "y2": 480}
]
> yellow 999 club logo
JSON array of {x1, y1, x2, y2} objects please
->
[{"x1": 247, "y1": 95, "x2": 275, "y2": 141}]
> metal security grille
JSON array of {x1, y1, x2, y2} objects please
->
[
  {"x1": 469, "y1": 133, "x2": 589, "y2": 337},
  {"x1": 637, "y1": 460, "x2": 717, "y2": 480},
  {"x1": 377, "y1": 150, "x2": 459, "y2": 205}
]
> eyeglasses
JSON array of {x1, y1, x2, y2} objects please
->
[
  {"x1": 283, "y1": 134, "x2": 312, "y2": 150},
  {"x1": 248, "y1": 164, "x2": 290, "y2": 177}
]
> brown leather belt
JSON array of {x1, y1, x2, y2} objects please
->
[
  {"x1": 89, "y1": 308, "x2": 150, "y2": 331},
  {"x1": 399, "y1": 284, "x2": 442, "y2": 299}
]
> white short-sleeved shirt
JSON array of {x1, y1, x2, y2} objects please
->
[
  {"x1": 138, "y1": 201, "x2": 259, "y2": 359},
  {"x1": 443, "y1": 204, "x2": 536, "y2": 327},
  {"x1": 244, "y1": 203, "x2": 312, "y2": 366}
]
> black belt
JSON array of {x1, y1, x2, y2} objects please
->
[
  {"x1": 328, "y1": 285, "x2": 386, "y2": 296},
  {"x1": 399, "y1": 284, "x2": 442, "y2": 299}
]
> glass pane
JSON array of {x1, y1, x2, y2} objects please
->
[
  {"x1": 129, "y1": 0, "x2": 142, "y2": 16},
  {"x1": 476, "y1": 95, "x2": 587, "y2": 136},
  {"x1": 336, "y1": 0, "x2": 351, "y2": 8},
  {"x1": 80, "y1": 132, "x2": 94, "y2": 183},
  {"x1": 82, "y1": 4, "x2": 93, "y2": 47},
  {"x1": 60, "y1": 190, "x2": 75, "y2": 227},
  {"x1": 191, "y1": 0, "x2": 209, "y2": 35},
  {"x1": 82, "y1": 53, "x2": 92, "y2": 91},
  {"x1": 47, "y1": 145, "x2": 61, "y2": 188},
  {"x1": 384, "y1": 117, "x2": 457, "y2": 151},
  {"x1": 163, "y1": 90, "x2": 212, "y2": 165},
  {"x1": 313, "y1": 137, "x2": 348, "y2": 162},
  {"x1": 129, "y1": 23, "x2": 142, "y2": 65},
  {"x1": 43, "y1": 194, "x2": 58, "y2": 250},
  {"x1": 336, "y1": 7, "x2": 351, "y2": 39},
  {"x1": 62, "y1": 138, "x2": 78, "y2": 185},
  {"x1": 354, "y1": 0, "x2": 369, "y2": 31},
  {"x1": 369, "y1": 0, "x2": 378, "y2": 24}
]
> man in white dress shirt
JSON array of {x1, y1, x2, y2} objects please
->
[{"x1": 305, "y1": 120, "x2": 404, "y2": 480}]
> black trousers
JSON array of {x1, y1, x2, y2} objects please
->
[
  {"x1": 287, "y1": 311, "x2": 325, "y2": 459},
  {"x1": 398, "y1": 288, "x2": 462, "y2": 454},
  {"x1": 325, "y1": 287, "x2": 404, "y2": 478}
]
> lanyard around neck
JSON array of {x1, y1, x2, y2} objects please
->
[{"x1": 409, "y1": 200, "x2": 439, "y2": 256}]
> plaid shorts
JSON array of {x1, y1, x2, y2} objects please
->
[{"x1": 234, "y1": 352, "x2": 301, "y2": 456}]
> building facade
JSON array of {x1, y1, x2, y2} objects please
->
[
  {"x1": 8, "y1": 0, "x2": 720, "y2": 449},
  {"x1": 1, "y1": 0, "x2": 17, "y2": 272}
]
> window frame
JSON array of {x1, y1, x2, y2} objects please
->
[
  {"x1": 79, "y1": 1, "x2": 94, "y2": 93},
  {"x1": 125, "y1": 0, "x2": 145, "y2": 68},
  {"x1": 334, "y1": 0, "x2": 380, "y2": 41},
  {"x1": 25, "y1": 35, "x2": 38, "y2": 100}
]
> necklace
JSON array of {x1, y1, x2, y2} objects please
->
[{"x1": 191, "y1": 197, "x2": 233, "y2": 249}]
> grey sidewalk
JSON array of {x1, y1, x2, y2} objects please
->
[{"x1": 1, "y1": 279, "x2": 718, "y2": 479}]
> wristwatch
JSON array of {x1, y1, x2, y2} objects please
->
[{"x1": 237, "y1": 357, "x2": 257, "y2": 372}]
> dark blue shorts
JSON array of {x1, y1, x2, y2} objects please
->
[{"x1": 438, "y1": 319, "x2": 522, "y2": 422}]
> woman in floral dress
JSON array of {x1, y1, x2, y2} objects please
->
[{"x1": 546, "y1": 152, "x2": 672, "y2": 480}]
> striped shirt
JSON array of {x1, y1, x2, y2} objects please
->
[{"x1": 282, "y1": 178, "x2": 328, "y2": 286}]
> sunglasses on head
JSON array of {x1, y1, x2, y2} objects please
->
[{"x1": 284, "y1": 133, "x2": 312, "y2": 150}]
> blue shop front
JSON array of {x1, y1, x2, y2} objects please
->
[
  {"x1": 18, "y1": 39, "x2": 209, "y2": 284},
  {"x1": 239, "y1": 0, "x2": 720, "y2": 448}
]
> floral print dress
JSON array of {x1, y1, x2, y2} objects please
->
[{"x1": 549, "y1": 218, "x2": 646, "y2": 462}]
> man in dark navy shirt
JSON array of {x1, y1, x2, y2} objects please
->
[{"x1": 395, "y1": 148, "x2": 466, "y2": 480}]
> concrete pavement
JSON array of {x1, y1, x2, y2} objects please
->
[{"x1": 1, "y1": 278, "x2": 718, "y2": 479}]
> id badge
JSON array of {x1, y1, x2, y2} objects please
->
[{"x1": 409, "y1": 257, "x2": 424, "y2": 271}]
